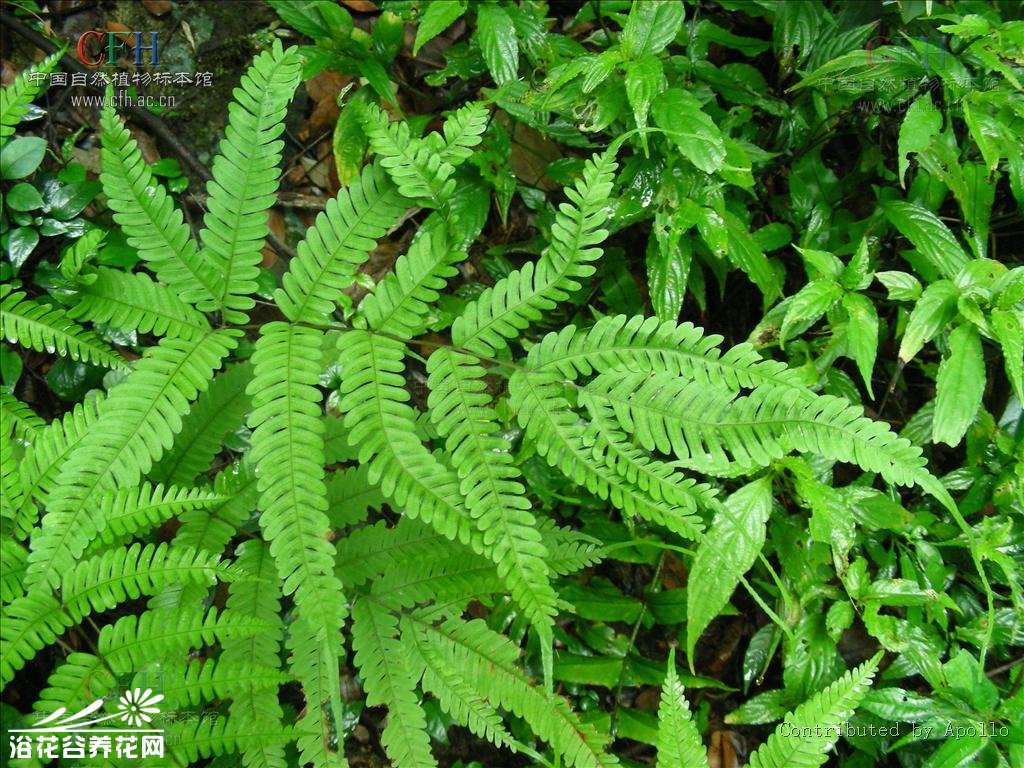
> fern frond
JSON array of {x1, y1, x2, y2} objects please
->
[
  {"x1": 0, "y1": 285, "x2": 127, "y2": 370},
  {"x1": 14, "y1": 394, "x2": 104, "y2": 541},
  {"x1": 1, "y1": 432, "x2": 26, "y2": 535},
  {"x1": 509, "y1": 370, "x2": 703, "y2": 539},
  {"x1": 198, "y1": 41, "x2": 303, "y2": 323},
  {"x1": 360, "y1": 101, "x2": 455, "y2": 205},
  {"x1": 582, "y1": 372, "x2": 935, "y2": 490},
  {"x1": 100, "y1": 104, "x2": 218, "y2": 308},
  {"x1": 68, "y1": 266, "x2": 211, "y2": 340},
  {"x1": 25, "y1": 329, "x2": 238, "y2": 589},
  {"x1": 166, "y1": 716, "x2": 297, "y2": 767},
  {"x1": 337, "y1": 330, "x2": 479, "y2": 545},
  {"x1": 248, "y1": 322, "x2": 346, "y2": 637},
  {"x1": 404, "y1": 613, "x2": 516, "y2": 751},
  {"x1": 438, "y1": 102, "x2": 490, "y2": 165},
  {"x1": 276, "y1": 161, "x2": 407, "y2": 324},
  {"x1": 149, "y1": 659, "x2": 289, "y2": 709},
  {"x1": 325, "y1": 464, "x2": 384, "y2": 529},
  {"x1": 362, "y1": 216, "x2": 463, "y2": 339},
  {"x1": 1, "y1": 392, "x2": 44, "y2": 439},
  {"x1": 99, "y1": 606, "x2": 267, "y2": 672},
  {"x1": 89, "y1": 483, "x2": 227, "y2": 550},
  {"x1": 150, "y1": 362, "x2": 252, "y2": 485},
  {"x1": 747, "y1": 653, "x2": 880, "y2": 768},
  {"x1": 451, "y1": 150, "x2": 617, "y2": 356},
  {"x1": 0, "y1": 49, "x2": 62, "y2": 144},
  {"x1": 286, "y1": 616, "x2": 349, "y2": 768},
  {"x1": 408, "y1": 615, "x2": 620, "y2": 768},
  {"x1": 526, "y1": 313, "x2": 806, "y2": 390},
  {"x1": 172, "y1": 462, "x2": 258, "y2": 556},
  {"x1": 426, "y1": 347, "x2": 557, "y2": 639},
  {"x1": 32, "y1": 653, "x2": 114, "y2": 719},
  {"x1": 60, "y1": 542, "x2": 232, "y2": 619},
  {"x1": 538, "y1": 520, "x2": 604, "y2": 575},
  {"x1": 352, "y1": 598, "x2": 437, "y2": 768},
  {"x1": 657, "y1": 649, "x2": 709, "y2": 768},
  {"x1": 222, "y1": 540, "x2": 288, "y2": 768},
  {"x1": 0, "y1": 592, "x2": 72, "y2": 686},
  {"x1": 0, "y1": 538, "x2": 26, "y2": 602}
]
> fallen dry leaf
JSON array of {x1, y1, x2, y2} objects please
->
[
  {"x1": 142, "y1": 0, "x2": 173, "y2": 16},
  {"x1": 260, "y1": 208, "x2": 285, "y2": 268},
  {"x1": 707, "y1": 730, "x2": 744, "y2": 768},
  {"x1": 342, "y1": 0, "x2": 378, "y2": 11},
  {"x1": 129, "y1": 128, "x2": 160, "y2": 164}
]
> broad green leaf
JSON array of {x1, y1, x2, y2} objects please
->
[
  {"x1": 899, "y1": 280, "x2": 959, "y2": 362},
  {"x1": 962, "y1": 100, "x2": 1003, "y2": 173},
  {"x1": 876, "y1": 270, "x2": 922, "y2": 301},
  {"x1": 652, "y1": 89, "x2": 726, "y2": 174},
  {"x1": 933, "y1": 324, "x2": 984, "y2": 447},
  {"x1": 333, "y1": 92, "x2": 369, "y2": 187},
  {"x1": 413, "y1": 0, "x2": 467, "y2": 55},
  {"x1": 476, "y1": 4, "x2": 519, "y2": 85},
  {"x1": 621, "y1": 0, "x2": 686, "y2": 59},
  {"x1": 773, "y1": 0, "x2": 823, "y2": 71},
  {"x1": 791, "y1": 46, "x2": 923, "y2": 93},
  {"x1": 0, "y1": 136, "x2": 47, "y2": 180},
  {"x1": 647, "y1": 209, "x2": 692, "y2": 321},
  {"x1": 6, "y1": 227, "x2": 39, "y2": 271},
  {"x1": 686, "y1": 478, "x2": 772, "y2": 668},
  {"x1": 897, "y1": 96, "x2": 941, "y2": 187},
  {"x1": 780, "y1": 279, "x2": 841, "y2": 345},
  {"x1": 5, "y1": 182, "x2": 43, "y2": 212},
  {"x1": 990, "y1": 309, "x2": 1023, "y2": 401},
  {"x1": 882, "y1": 200, "x2": 970, "y2": 280},
  {"x1": 842, "y1": 292, "x2": 879, "y2": 397},
  {"x1": 625, "y1": 56, "x2": 664, "y2": 154},
  {"x1": 656, "y1": 648, "x2": 709, "y2": 768}
]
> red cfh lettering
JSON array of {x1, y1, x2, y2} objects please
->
[{"x1": 76, "y1": 30, "x2": 104, "y2": 67}]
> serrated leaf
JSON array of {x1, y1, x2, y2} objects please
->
[
  {"x1": 933, "y1": 323, "x2": 984, "y2": 447},
  {"x1": 651, "y1": 89, "x2": 725, "y2": 174},
  {"x1": 647, "y1": 209, "x2": 692, "y2": 321},
  {"x1": 656, "y1": 648, "x2": 709, "y2": 768},
  {"x1": 621, "y1": 0, "x2": 685, "y2": 59},
  {"x1": 780, "y1": 279, "x2": 841, "y2": 345},
  {"x1": 876, "y1": 270, "x2": 921, "y2": 301},
  {"x1": 842, "y1": 292, "x2": 879, "y2": 397},
  {"x1": 414, "y1": 0, "x2": 468, "y2": 55},
  {"x1": 686, "y1": 478, "x2": 772, "y2": 668},
  {"x1": 476, "y1": 4, "x2": 519, "y2": 85},
  {"x1": 899, "y1": 280, "x2": 959, "y2": 362},
  {"x1": 882, "y1": 200, "x2": 970, "y2": 280},
  {"x1": 625, "y1": 56, "x2": 664, "y2": 154},
  {"x1": 897, "y1": 96, "x2": 941, "y2": 187},
  {"x1": 990, "y1": 309, "x2": 1023, "y2": 401}
]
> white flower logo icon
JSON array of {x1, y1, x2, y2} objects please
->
[{"x1": 116, "y1": 688, "x2": 164, "y2": 727}]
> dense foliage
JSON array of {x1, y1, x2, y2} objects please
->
[{"x1": 1, "y1": 2, "x2": 1021, "y2": 767}]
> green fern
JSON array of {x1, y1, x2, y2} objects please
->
[
  {"x1": 25, "y1": 329, "x2": 238, "y2": 589},
  {"x1": 68, "y1": 266, "x2": 212, "y2": 340},
  {"x1": 0, "y1": 284, "x2": 128, "y2": 370},
  {"x1": 276, "y1": 160, "x2": 407, "y2": 324},
  {"x1": 1, "y1": 391, "x2": 44, "y2": 439},
  {"x1": 0, "y1": 49, "x2": 62, "y2": 144},
  {"x1": 100, "y1": 103, "x2": 218, "y2": 309},
  {"x1": 656, "y1": 649, "x2": 709, "y2": 768},
  {"x1": 198, "y1": 41, "x2": 303, "y2": 323}
]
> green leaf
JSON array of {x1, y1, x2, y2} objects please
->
[
  {"x1": 882, "y1": 200, "x2": 970, "y2": 280},
  {"x1": 651, "y1": 89, "x2": 725, "y2": 174},
  {"x1": 841, "y1": 293, "x2": 879, "y2": 397},
  {"x1": 932, "y1": 324, "x2": 984, "y2": 447},
  {"x1": 780, "y1": 280, "x2": 841, "y2": 345},
  {"x1": 875, "y1": 270, "x2": 921, "y2": 301},
  {"x1": 647, "y1": 209, "x2": 692, "y2": 321},
  {"x1": 476, "y1": 4, "x2": 519, "y2": 85},
  {"x1": 414, "y1": 0, "x2": 467, "y2": 55},
  {"x1": 621, "y1": 0, "x2": 686, "y2": 59},
  {"x1": 625, "y1": 56, "x2": 664, "y2": 153},
  {"x1": 5, "y1": 227, "x2": 39, "y2": 270},
  {"x1": 5, "y1": 182, "x2": 43, "y2": 211},
  {"x1": 990, "y1": 309, "x2": 1023, "y2": 401},
  {"x1": 897, "y1": 96, "x2": 941, "y2": 188},
  {"x1": 0, "y1": 136, "x2": 47, "y2": 180},
  {"x1": 899, "y1": 280, "x2": 959, "y2": 362},
  {"x1": 686, "y1": 478, "x2": 772, "y2": 668}
]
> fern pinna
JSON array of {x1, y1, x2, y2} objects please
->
[{"x1": 2, "y1": 41, "x2": 951, "y2": 768}]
